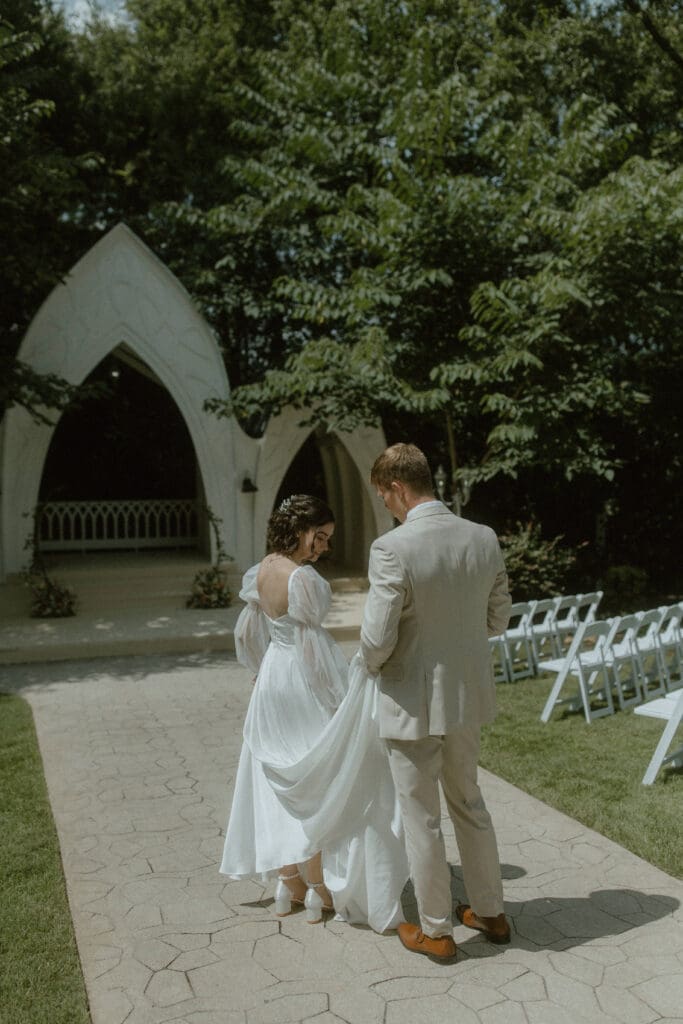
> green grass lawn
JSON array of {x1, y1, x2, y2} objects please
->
[
  {"x1": 0, "y1": 692, "x2": 90, "y2": 1024},
  {"x1": 480, "y1": 674, "x2": 683, "y2": 879}
]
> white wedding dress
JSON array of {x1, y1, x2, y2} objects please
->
[{"x1": 220, "y1": 563, "x2": 409, "y2": 933}]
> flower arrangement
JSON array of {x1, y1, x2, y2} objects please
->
[
  {"x1": 186, "y1": 565, "x2": 232, "y2": 609},
  {"x1": 24, "y1": 572, "x2": 77, "y2": 618},
  {"x1": 186, "y1": 506, "x2": 233, "y2": 609}
]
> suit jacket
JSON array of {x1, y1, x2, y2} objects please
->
[{"x1": 360, "y1": 502, "x2": 511, "y2": 740}]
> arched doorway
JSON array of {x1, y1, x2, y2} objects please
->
[
  {"x1": 274, "y1": 433, "x2": 327, "y2": 509},
  {"x1": 274, "y1": 430, "x2": 369, "y2": 572},
  {"x1": 41, "y1": 350, "x2": 196, "y2": 504},
  {"x1": 255, "y1": 411, "x2": 392, "y2": 574},
  {"x1": 37, "y1": 347, "x2": 203, "y2": 556}
]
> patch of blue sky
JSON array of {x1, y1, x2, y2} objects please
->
[{"x1": 53, "y1": 0, "x2": 128, "y2": 29}]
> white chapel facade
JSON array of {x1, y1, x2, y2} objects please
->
[{"x1": 0, "y1": 224, "x2": 390, "y2": 581}]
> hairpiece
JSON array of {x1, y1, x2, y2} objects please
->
[{"x1": 278, "y1": 497, "x2": 293, "y2": 514}]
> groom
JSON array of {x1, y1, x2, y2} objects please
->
[{"x1": 360, "y1": 443, "x2": 512, "y2": 962}]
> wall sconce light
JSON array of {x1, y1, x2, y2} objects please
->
[
  {"x1": 241, "y1": 477, "x2": 258, "y2": 493},
  {"x1": 433, "y1": 463, "x2": 472, "y2": 517}
]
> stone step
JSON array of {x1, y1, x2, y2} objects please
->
[
  {"x1": 0, "y1": 588, "x2": 364, "y2": 665},
  {"x1": 1, "y1": 556, "x2": 369, "y2": 620}
]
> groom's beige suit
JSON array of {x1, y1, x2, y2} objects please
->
[{"x1": 360, "y1": 501, "x2": 511, "y2": 937}]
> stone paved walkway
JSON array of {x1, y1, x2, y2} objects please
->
[{"x1": 5, "y1": 648, "x2": 683, "y2": 1024}]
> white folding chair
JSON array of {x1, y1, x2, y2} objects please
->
[
  {"x1": 602, "y1": 614, "x2": 643, "y2": 710},
  {"x1": 551, "y1": 594, "x2": 582, "y2": 652},
  {"x1": 571, "y1": 620, "x2": 616, "y2": 722},
  {"x1": 528, "y1": 597, "x2": 561, "y2": 671},
  {"x1": 575, "y1": 591, "x2": 603, "y2": 626},
  {"x1": 540, "y1": 619, "x2": 615, "y2": 723},
  {"x1": 539, "y1": 625, "x2": 586, "y2": 722},
  {"x1": 553, "y1": 591, "x2": 603, "y2": 651},
  {"x1": 501, "y1": 601, "x2": 535, "y2": 680},
  {"x1": 634, "y1": 687, "x2": 683, "y2": 784},
  {"x1": 489, "y1": 634, "x2": 511, "y2": 683},
  {"x1": 633, "y1": 609, "x2": 668, "y2": 700},
  {"x1": 655, "y1": 605, "x2": 683, "y2": 691}
]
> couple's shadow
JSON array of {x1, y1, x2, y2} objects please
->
[{"x1": 396, "y1": 864, "x2": 680, "y2": 954}]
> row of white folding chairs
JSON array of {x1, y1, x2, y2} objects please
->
[
  {"x1": 538, "y1": 604, "x2": 683, "y2": 724},
  {"x1": 490, "y1": 591, "x2": 603, "y2": 684}
]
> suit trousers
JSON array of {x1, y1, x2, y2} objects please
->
[{"x1": 387, "y1": 726, "x2": 505, "y2": 938}]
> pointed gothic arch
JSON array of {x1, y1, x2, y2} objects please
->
[
  {"x1": 0, "y1": 223, "x2": 248, "y2": 575},
  {"x1": 254, "y1": 408, "x2": 391, "y2": 568}
]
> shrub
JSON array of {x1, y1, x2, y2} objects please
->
[
  {"x1": 499, "y1": 520, "x2": 577, "y2": 601},
  {"x1": 24, "y1": 572, "x2": 77, "y2": 618},
  {"x1": 22, "y1": 506, "x2": 77, "y2": 618},
  {"x1": 601, "y1": 564, "x2": 649, "y2": 614},
  {"x1": 187, "y1": 506, "x2": 233, "y2": 609}
]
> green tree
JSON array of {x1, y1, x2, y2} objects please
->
[
  {"x1": 7, "y1": 0, "x2": 681, "y2": 585},
  {"x1": 202, "y1": 2, "x2": 680, "y2": 484},
  {"x1": 74, "y1": 0, "x2": 282, "y2": 392},
  {"x1": 0, "y1": 0, "x2": 102, "y2": 421},
  {"x1": 200, "y1": 0, "x2": 682, "y2": 583}
]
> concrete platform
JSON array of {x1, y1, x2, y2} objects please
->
[
  {"x1": 4, "y1": 649, "x2": 682, "y2": 1024},
  {"x1": 0, "y1": 593, "x2": 364, "y2": 665},
  {"x1": 0, "y1": 554, "x2": 367, "y2": 664}
]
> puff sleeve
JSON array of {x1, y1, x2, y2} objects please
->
[
  {"x1": 234, "y1": 564, "x2": 270, "y2": 675},
  {"x1": 287, "y1": 565, "x2": 332, "y2": 626},
  {"x1": 289, "y1": 565, "x2": 347, "y2": 711}
]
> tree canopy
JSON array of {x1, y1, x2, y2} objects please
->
[{"x1": 3, "y1": 0, "x2": 682, "y2": 584}]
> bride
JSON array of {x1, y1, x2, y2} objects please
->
[{"x1": 220, "y1": 494, "x2": 408, "y2": 931}]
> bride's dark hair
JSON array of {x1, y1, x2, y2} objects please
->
[{"x1": 267, "y1": 494, "x2": 335, "y2": 555}]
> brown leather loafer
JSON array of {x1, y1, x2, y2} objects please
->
[
  {"x1": 455, "y1": 904, "x2": 510, "y2": 944},
  {"x1": 398, "y1": 922, "x2": 457, "y2": 963}
]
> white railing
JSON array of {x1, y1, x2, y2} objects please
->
[{"x1": 38, "y1": 499, "x2": 199, "y2": 551}]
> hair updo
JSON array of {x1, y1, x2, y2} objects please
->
[{"x1": 267, "y1": 494, "x2": 335, "y2": 555}]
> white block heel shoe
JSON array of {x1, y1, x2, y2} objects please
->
[
  {"x1": 304, "y1": 881, "x2": 333, "y2": 924},
  {"x1": 304, "y1": 885, "x2": 323, "y2": 924},
  {"x1": 274, "y1": 870, "x2": 304, "y2": 917}
]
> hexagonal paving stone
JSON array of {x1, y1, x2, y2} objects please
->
[
  {"x1": 548, "y1": 951, "x2": 604, "y2": 987},
  {"x1": 134, "y1": 937, "x2": 178, "y2": 971},
  {"x1": 500, "y1": 970, "x2": 546, "y2": 1002},
  {"x1": 161, "y1": 898, "x2": 232, "y2": 927},
  {"x1": 188, "y1": 958, "x2": 277, "y2": 1006},
  {"x1": 386, "y1": 994, "x2": 478, "y2": 1024},
  {"x1": 597, "y1": 983, "x2": 659, "y2": 1023},
  {"x1": 448, "y1": 980, "x2": 504, "y2": 1011},
  {"x1": 371, "y1": 977, "x2": 452, "y2": 1001},
  {"x1": 247, "y1": 992, "x2": 328, "y2": 1024},
  {"x1": 180, "y1": 1012, "x2": 246, "y2": 1024},
  {"x1": 489, "y1": 1000, "x2": 544, "y2": 1024},
  {"x1": 328, "y1": 986, "x2": 386, "y2": 1023},
  {"x1": 163, "y1": 932, "x2": 212, "y2": 952},
  {"x1": 545, "y1": 904, "x2": 631, "y2": 940},
  {"x1": 144, "y1": 967, "x2": 193, "y2": 1007},
  {"x1": 632, "y1": 973, "x2": 683, "y2": 1019},
  {"x1": 86, "y1": 987, "x2": 134, "y2": 1024}
]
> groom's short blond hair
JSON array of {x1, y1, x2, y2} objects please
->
[{"x1": 371, "y1": 443, "x2": 434, "y2": 495}]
